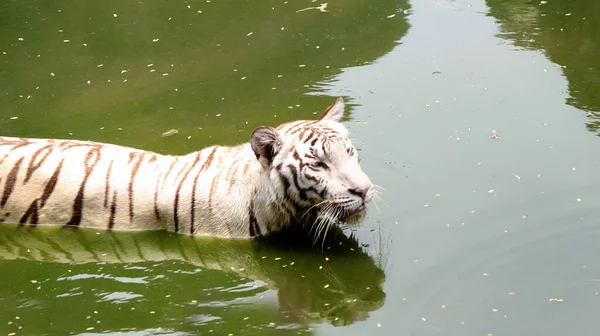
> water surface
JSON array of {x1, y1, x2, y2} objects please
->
[{"x1": 2, "y1": 0, "x2": 600, "y2": 335}]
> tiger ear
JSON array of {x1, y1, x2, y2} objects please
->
[
  {"x1": 251, "y1": 126, "x2": 282, "y2": 167},
  {"x1": 318, "y1": 97, "x2": 345, "y2": 122}
]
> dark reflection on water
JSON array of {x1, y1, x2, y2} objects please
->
[
  {"x1": 0, "y1": 225, "x2": 386, "y2": 335},
  {"x1": 486, "y1": 0, "x2": 600, "y2": 135}
]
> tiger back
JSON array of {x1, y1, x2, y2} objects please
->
[{"x1": 0, "y1": 98, "x2": 375, "y2": 238}]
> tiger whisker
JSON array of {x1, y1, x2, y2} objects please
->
[
  {"x1": 313, "y1": 216, "x2": 328, "y2": 246},
  {"x1": 320, "y1": 214, "x2": 334, "y2": 252},
  {"x1": 373, "y1": 192, "x2": 388, "y2": 208},
  {"x1": 309, "y1": 214, "x2": 323, "y2": 238},
  {"x1": 371, "y1": 196, "x2": 382, "y2": 215},
  {"x1": 302, "y1": 199, "x2": 330, "y2": 220},
  {"x1": 321, "y1": 208, "x2": 342, "y2": 247},
  {"x1": 318, "y1": 207, "x2": 338, "y2": 250},
  {"x1": 314, "y1": 204, "x2": 337, "y2": 247},
  {"x1": 372, "y1": 183, "x2": 385, "y2": 191},
  {"x1": 350, "y1": 138, "x2": 365, "y2": 147},
  {"x1": 372, "y1": 188, "x2": 386, "y2": 201},
  {"x1": 315, "y1": 221, "x2": 326, "y2": 246},
  {"x1": 310, "y1": 202, "x2": 334, "y2": 240}
]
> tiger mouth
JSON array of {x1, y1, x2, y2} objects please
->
[{"x1": 344, "y1": 203, "x2": 366, "y2": 218}]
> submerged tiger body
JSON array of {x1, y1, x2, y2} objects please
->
[{"x1": 0, "y1": 98, "x2": 374, "y2": 238}]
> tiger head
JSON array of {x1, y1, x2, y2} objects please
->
[{"x1": 250, "y1": 98, "x2": 375, "y2": 230}]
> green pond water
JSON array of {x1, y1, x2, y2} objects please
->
[{"x1": 1, "y1": 0, "x2": 600, "y2": 335}]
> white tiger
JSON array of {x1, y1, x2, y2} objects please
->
[{"x1": 0, "y1": 98, "x2": 375, "y2": 238}]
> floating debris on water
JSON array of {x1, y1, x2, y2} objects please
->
[
  {"x1": 162, "y1": 129, "x2": 178, "y2": 137},
  {"x1": 548, "y1": 298, "x2": 564, "y2": 302},
  {"x1": 296, "y1": 3, "x2": 328, "y2": 13}
]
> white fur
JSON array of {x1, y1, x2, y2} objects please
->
[{"x1": 0, "y1": 98, "x2": 374, "y2": 238}]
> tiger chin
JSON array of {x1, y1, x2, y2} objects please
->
[{"x1": 0, "y1": 98, "x2": 375, "y2": 240}]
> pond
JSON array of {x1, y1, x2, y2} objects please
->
[{"x1": 1, "y1": 0, "x2": 600, "y2": 335}]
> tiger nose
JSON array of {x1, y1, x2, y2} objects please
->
[{"x1": 349, "y1": 186, "x2": 370, "y2": 201}]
